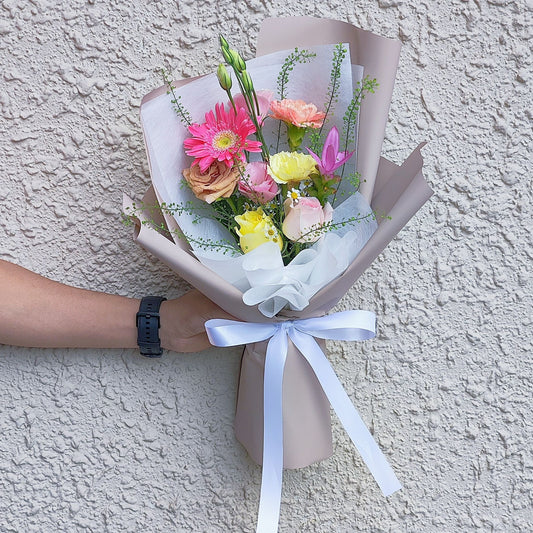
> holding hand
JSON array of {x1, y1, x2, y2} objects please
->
[{"x1": 159, "y1": 290, "x2": 234, "y2": 353}]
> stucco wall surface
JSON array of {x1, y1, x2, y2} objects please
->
[{"x1": 0, "y1": 0, "x2": 531, "y2": 532}]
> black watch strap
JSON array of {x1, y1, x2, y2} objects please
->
[{"x1": 136, "y1": 296, "x2": 167, "y2": 357}]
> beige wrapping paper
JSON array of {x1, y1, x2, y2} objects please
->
[{"x1": 125, "y1": 17, "x2": 433, "y2": 469}]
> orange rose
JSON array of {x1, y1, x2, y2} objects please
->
[{"x1": 183, "y1": 161, "x2": 240, "y2": 203}]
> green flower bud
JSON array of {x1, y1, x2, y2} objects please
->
[
  {"x1": 219, "y1": 35, "x2": 229, "y2": 50},
  {"x1": 221, "y1": 47, "x2": 232, "y2": 64},
  {"x1": 217, "y1": 63, "x2": 232, "y2": 91},
  {"x1": 229, "y1": 49, "x2": 246, "y2": 72},
  {"x1": 241, "y1": 70, "x2": 254, "y2": 92}
]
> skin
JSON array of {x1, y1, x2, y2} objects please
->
[{"x1": 0, "y1": 259, "x2": 232, "y2": 353}]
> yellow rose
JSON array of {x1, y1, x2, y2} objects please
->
[
  {"x1": 234, "y1": 208, "x2": 283, "y2": 253},
  {"x1": 267, "y1": 151, "x2": 317, "y2": 184}
]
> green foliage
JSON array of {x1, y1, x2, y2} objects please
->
[
  {"x1": 326, "y1": 44, "x2": 348, "y2": 109},
  {"x1": 342, "y1": 75, "x2": 379, "y2": 164},
  {"x1": 123, "y1": 200, "x2": 208, "y2": 226},
  {"x1": 307, "y1": 129, "x2": 321, "y2": 155},
  {"x1": 309, "y1": 44, "x2": 348, "y2": 153},
  {"x1": 293, "y1": 211, "x2": 377, "y2": 245},
  {"x1": 176, "y1": 233, "x2": 238, "y2": 255},
  {"x1": 305, "y1": 173, "x2": 339, "y2": 207},
  {"x1": 277, "y1": 48, "x2": 316, "y2": 100},
  {"x1": 346, "y1": 172, "x2": 361, "y2": 191},
  {"x1": 332, "y1": 172, "x2": 362, "y2": 204},
  {"x1": 122, "y1": 200, "x2": 239, "y2": 255},
  {"x1": 161, "y1": 68, "x2": 192, "y2": 127}
]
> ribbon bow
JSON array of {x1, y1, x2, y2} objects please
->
[{"x1": 205, "y1": 310, "x2": 401, "y2": 533}]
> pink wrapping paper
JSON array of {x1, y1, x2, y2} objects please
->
[{"x1": 125, "y1": 17, "x2": 433, "y2": 469}]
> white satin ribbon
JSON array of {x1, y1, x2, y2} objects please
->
[{"x1": 205, "y1": 311, "x2": 402, "y2": 533}]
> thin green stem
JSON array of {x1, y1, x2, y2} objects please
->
[
  {"x1": 161, "y1": 68, "x2": 192, "y2": 127},
  {"x1": 227, "y1": 90, "x2": 237, "y2": 115}
]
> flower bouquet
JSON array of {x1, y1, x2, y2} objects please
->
[{"x1": 124, "y1": 16, "x2": 432, "y2": 533}]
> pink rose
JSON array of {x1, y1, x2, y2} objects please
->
[
  {"x1": 282, "y1": 197, "x2": 333, "y2": 243},
  {"x1": 233, "y1": 90, "x2": 274, "y2": 124},
  {"x1": 238, "y1": 162, "x2": 279, "y2": 204}
]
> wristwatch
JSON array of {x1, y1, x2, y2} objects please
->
[{"x1": 136, "y1": 296, "x2": 167, "y2": 357}]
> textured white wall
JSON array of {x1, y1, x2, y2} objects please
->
[{"x1": 0, "y1": 0, "x2": 531, "y2": 531}]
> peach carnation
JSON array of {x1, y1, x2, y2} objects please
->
[
  {"x1": 183, "y1": 161, "x2": 239, "y2": 204},
  {"x1": 269, "y1": 99, "x2": 326, "y2": 128}
]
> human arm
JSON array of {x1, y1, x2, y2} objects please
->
[{"x1": 0, "y1": 259, "x2": 230, "y2": 352}]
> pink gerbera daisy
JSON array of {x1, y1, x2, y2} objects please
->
[{"x1": 184, "y1": 103, "x2": 262, "y2": 173}]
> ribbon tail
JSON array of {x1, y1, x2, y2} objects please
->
[
  {"x1": 290, "y1": 329, "x2": 402, "y2": 497},
  {"x1": 256, "y1": 329, "x2": 289, "y2": 533}
]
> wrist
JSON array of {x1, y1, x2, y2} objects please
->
[
  {"x1": 122, "y1": 297, "x2": 141, "y2": 349},
  {"x1": 158, "y1": 300, "x2": 174, "y2": 352}
]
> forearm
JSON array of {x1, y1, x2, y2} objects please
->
[{"x1": 0, "y1": 260, "x2": 139, "y2": 349}]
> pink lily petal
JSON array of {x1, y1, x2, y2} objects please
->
[
  {"x1": 323, "y1": 143, "x2": 337, "y2": 172},
  {"x1": 306, "y1": 147, "x2": 321, "y2": 166}
]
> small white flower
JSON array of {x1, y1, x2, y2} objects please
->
[
  {"x1": 264, "y1": 223, "x2": 280, "y2": 243},
  {"x1": 287, "y1": 187, "x2": 300, "y2": 206}
]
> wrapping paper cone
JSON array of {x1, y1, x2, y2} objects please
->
[
  {"x1": 125, "y1": 18, "x2": 433, "y2": 471},
  {"x1": 235, "y1": 338, "x2": 332, "y2": 469}
]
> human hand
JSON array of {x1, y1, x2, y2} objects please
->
[{"x1": 159, "y1": 290, "x2": 234, "y2": 353}]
